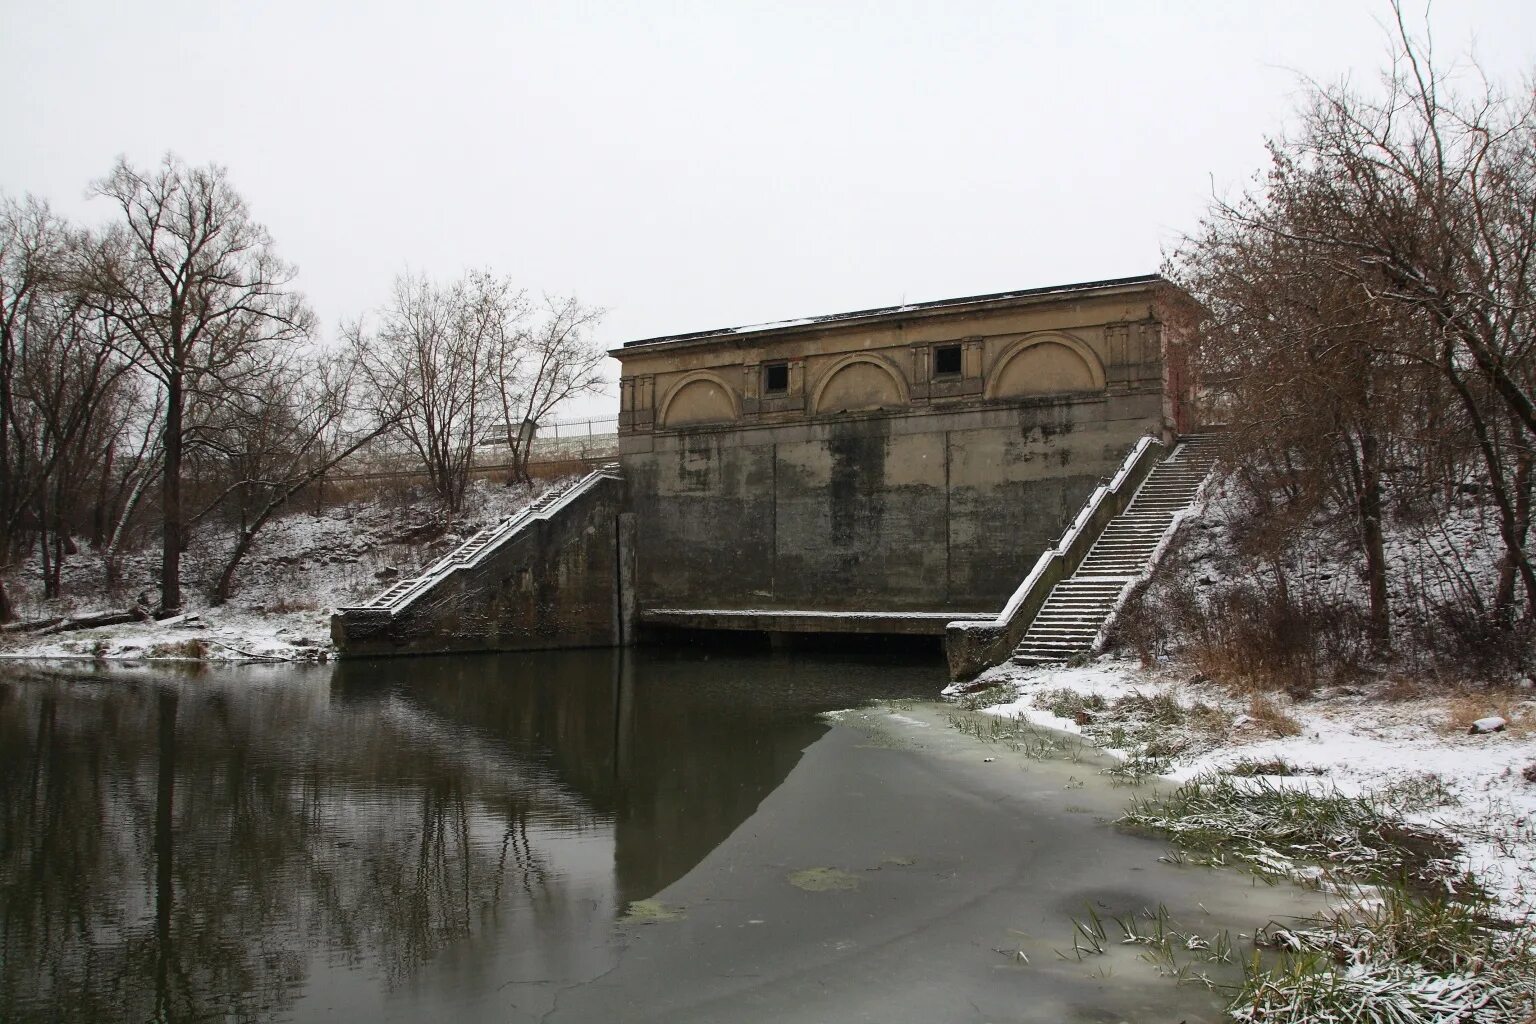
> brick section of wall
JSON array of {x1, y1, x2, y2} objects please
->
[{"x1": 331, "y1": 476, "x2": 626, "y2": 656}]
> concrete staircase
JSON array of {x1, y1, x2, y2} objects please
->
[
  {"x1": 347, "y1": 466, "x2": 620, "y2": 615},
  {"x1": 1011, "y1": 434, "x2": 1222, "y2": 666}
]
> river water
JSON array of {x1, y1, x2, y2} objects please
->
[{"x1": 0, "y1": 649, "x2": 1322, "y2": 1023}]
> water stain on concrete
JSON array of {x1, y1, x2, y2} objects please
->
[{"x1": 787, "y1": 867, "x2": 861, "y2": 892}]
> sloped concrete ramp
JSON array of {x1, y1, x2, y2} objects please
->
[{"x1": 332, "y1": 467, "x2": 630, "y2": 657}]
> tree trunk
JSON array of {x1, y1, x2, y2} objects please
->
[
  {"x1": 513, "y1": 441, "x2": 531, "y2": 486},
  {"x1": 212, "y1": 529, "x2": 257, "y2": 606},
  {"x1": 47, "y1": 528, "x2": 63, "y2": 598},
  {"x1": 1495, "y1": 449, "x2": 1534, "y2": 616},
  {"x1": 35, "y1": 609, "x2": 139, "y2": 635},
  {"x1": 0, "y1": 578, "x2": 14, "y2": 623},
  {"x1": 160, "y1": 373, "x2": 184, "y2": 614},
  {"x1": 106, "y1": 461, "x2": 157, "y2": 588},
  {"x1": 1357, "y1": 431, "x2": 1391, "y2": 648},
  {"x1": 1446, "y1": 352, "x2": 1536, "y2": 620},
  {"x1": 38, "y1": 521, "x2": 56, "y2": 600},
  {"x1": 90, "y1": 446, "x2": 114, "y2": 549},
  {"x1": 44, "y1": 481, "x2": 67, "y2": 599}
]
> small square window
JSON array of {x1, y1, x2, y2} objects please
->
[
  {"x1": 933, "y1": 344, "x2": 963, "y2": 378},
  {"x1": 763, "y1": 362, "x2": 789, "y2": 394}
]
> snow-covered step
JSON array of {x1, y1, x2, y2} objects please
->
[
  {"x1": 1026, "y1": 632, "x2": 1102, "y2": 643},
  {"x1": 1037, "y1": 600, "x2": 1121, "y2": 609}
]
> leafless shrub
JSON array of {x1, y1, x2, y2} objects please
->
[
  {"x1": 1185, "y1": 582, "x2": 1370, "y2": 696},
  {"x1": 1428, "y1": 605, "x2": 1536, "y2": 680}
]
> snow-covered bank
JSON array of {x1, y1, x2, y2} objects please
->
[
  {"x1": 955, "y1": 658, "x2": 1536, "y2": 922},
  {"x1": 0, "y1": 607, "x2": 336, "y2": 663},
  {"x1": 0, "y1": 478, "x2": 552, "y2": 663}
]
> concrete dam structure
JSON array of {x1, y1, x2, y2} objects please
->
[
  {"x1": 334, "y1": 274, "x2": 1202, "y2": 674},
  {"x1": 333, "y1": 468, "x2": 632, "y2": 658}
]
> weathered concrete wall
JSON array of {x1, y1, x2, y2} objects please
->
[
  {"x1": 623, "y1": 392, "x2": 1161, "y2": 612},
  {"x1": 332, "y1": 476, "x2": 625, "y2": 656}
]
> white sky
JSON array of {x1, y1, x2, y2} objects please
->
[{"x1": 4, "y1": 1, "x2": 1532, "y2": 419}]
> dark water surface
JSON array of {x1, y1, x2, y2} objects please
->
[
  {"x1": 3, "y1": 648, "x2": 1326, "y2": 1023},
  {"x1": 0, "y1": 648, "x2": 943, "y2": 1022}
]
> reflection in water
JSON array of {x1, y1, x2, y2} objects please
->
[{"x1": 0, "y1": 648, "x2": 941, "y2": 1022}]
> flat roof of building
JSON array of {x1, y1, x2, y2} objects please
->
[{"x1": 615, "y1": 273, "x2": 1163, "y2": 352}]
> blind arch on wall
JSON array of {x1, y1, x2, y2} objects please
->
[
  {"x1": 811, "y1": 354, "x2": 909, "y2": 414},
  {"x1": 658, "y1": 371, "x2": 740, "y2": 428},
  {"x1": 985, "y1": 333, "x2": 1105, "y2": 399}
]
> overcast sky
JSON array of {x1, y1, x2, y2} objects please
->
[{"x1": 4, "y1": 1, "x2": 1532, "y2": 418}]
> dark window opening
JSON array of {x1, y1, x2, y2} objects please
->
[
  {"x1": 763, "y1": 362, "x2": 789, "y2": 394},
  {"x1": 933, "y1": 344, "x2": 963, "y2": 377}
]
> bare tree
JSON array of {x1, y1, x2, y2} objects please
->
[
  {"x1": 492, "y1": 295, "x2": 606, "y2": 485},
  {"x1": 1269, "y1": 6, "x2": 1536, "y2": 614},
  {"x1": 348, "y1": 271, "x2": 520, "y2": 514},
  {"x1": 0, "y1": 197, "x2": 142, "y2": 615},
  {"x1": 191, "y1": 345, "x2": 397, "y2": 604},
  {"x1": 81, "y1": 155, "x2": 314, "y2": 614},
  {"x1": 1172, "y1": 189, "x2": 1439, "y2": 646},
  {"x1": 20, "y1": 288, "x2": 138, "y2": 599},
  {"x1": 1171, "y1": 4, "x2": 1536, "y2": 636},
  {"x1": 0, "y1": 197, "x2": 68, "y2": 619}
]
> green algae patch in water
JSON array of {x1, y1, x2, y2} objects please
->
[
  {"x1": 787, "y1": 867, "x2": 861, "y2": 892},
  {"x1": 621, "y1": 899, "x2": 686, "y2": 923}
]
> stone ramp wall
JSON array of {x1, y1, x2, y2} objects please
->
[{"x1": 332, "y1": 475, "x2": 629, "y2": 657}]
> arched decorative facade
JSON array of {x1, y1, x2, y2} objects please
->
[
  {"x1": 985, "y1": 332, "x2": 1106, "y2": 399},
  {"x1": 658, "y1": 371, "x2": 740, "y2": 428},
  {"x1": 811, "y1": 355, "x2": 910, "y2": 415}
]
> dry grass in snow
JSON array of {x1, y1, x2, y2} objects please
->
[
  {"x1": 956, "y1": 658, "x2": 1536, "y2": 921},
  {"x1": 955, "y1": 658, "x2": 1536, "y2": 1021}
]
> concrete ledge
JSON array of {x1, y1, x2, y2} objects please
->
[{"x1": 641, "y1": 608, "x2": 992, "y2": 637}]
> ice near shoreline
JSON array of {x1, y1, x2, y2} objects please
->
[{"x1": 964, "y1": 658, "x2": 1536, "y2": 922}]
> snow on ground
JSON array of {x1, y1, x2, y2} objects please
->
[
  {"x1": 1144, "y1": 472, "x2": 1515, "y2": 676},
  {"x1": 961, "y1": 657, "x2": 1536, "y2": 921},
  {"x1": 0, "y1": 477, "x2": 562, "y2": 663}
]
